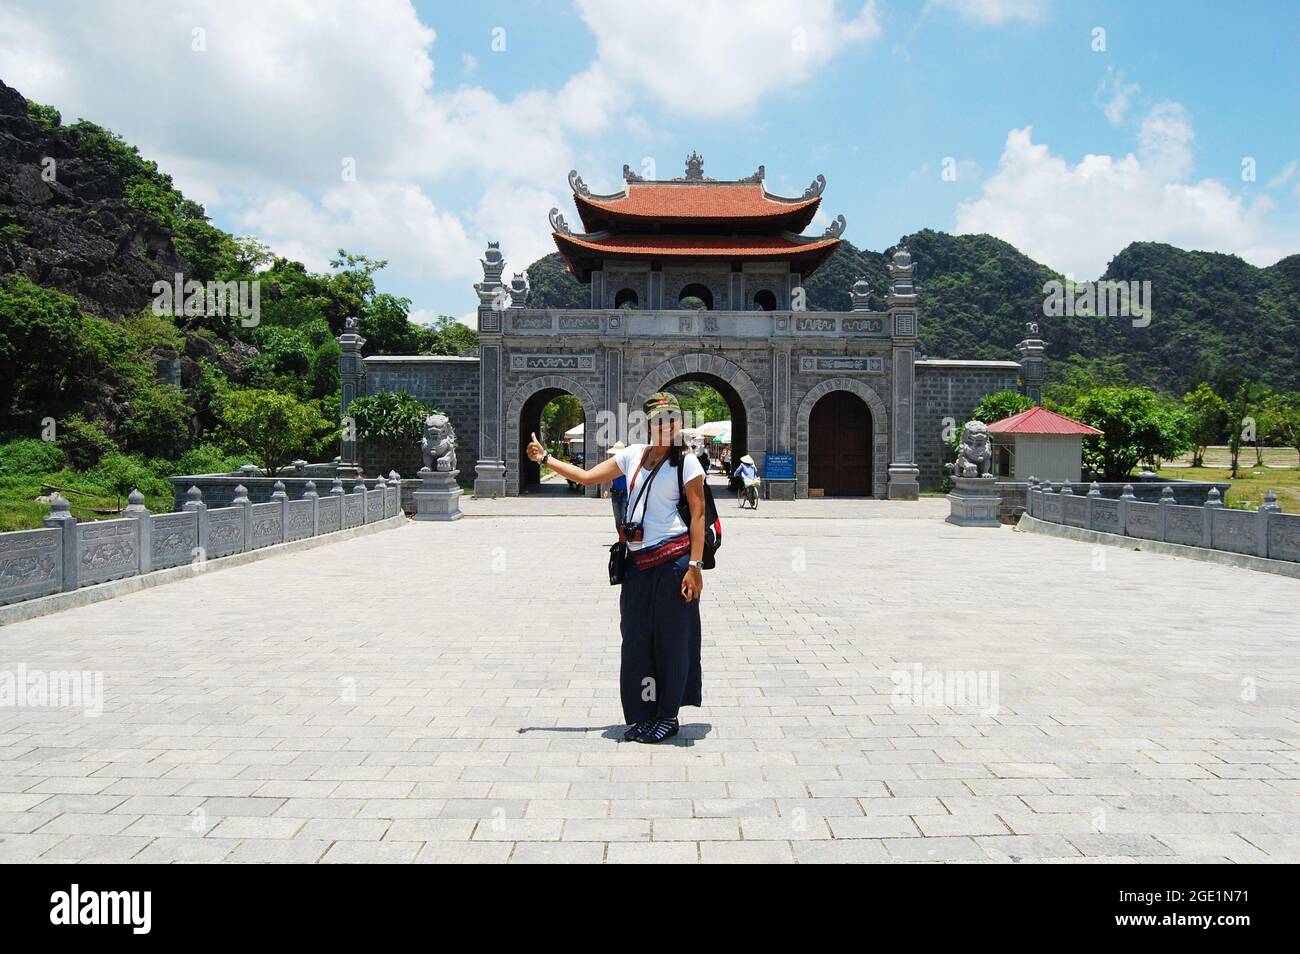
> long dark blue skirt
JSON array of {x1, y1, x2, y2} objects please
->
[{"x1": 618, "y1": 552, "x2": 702, "y2": 723}]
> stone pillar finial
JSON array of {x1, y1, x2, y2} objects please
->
[
  {"x1": 850, "y1": 277, "x2": 871, "y2": 311},
  {"x1": 508, "y1": 272, "x2": 529, "y2": 308},
  {"x1": 1259, "y1": 489, "x2": 1281, "y2": 512}
]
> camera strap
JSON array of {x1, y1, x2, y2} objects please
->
[{"x1": 626, "y1": 448, "x2": 667, "y2": 526}]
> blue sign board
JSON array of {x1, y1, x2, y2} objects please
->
[{"x1": 764, "y1": 453, "x2": 795, "y2": 481}]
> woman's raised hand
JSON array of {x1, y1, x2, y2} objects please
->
[{"x1": 526, "y1": 432, "x2": 546, "y2": 463}]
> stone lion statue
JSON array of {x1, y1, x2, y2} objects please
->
[
  {"x1": 950, "y1": 421, "x2": 993, "y2": 478},
  {"x1": 420, "y1": 413, "x2": 457, "y2": 473}
]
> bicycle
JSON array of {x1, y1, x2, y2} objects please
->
[{"x1": 737, "y1": 477, "x2": 760, "y2": 509}]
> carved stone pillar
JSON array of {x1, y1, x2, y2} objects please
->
[
  {"x1": 1017, "y1": 322, "x2": 1047, "y2": 405},
  {"x1": 474, "y1": 242, "x2": 507, "y2": 497},
  {"x1": 337, "y1": 317, "x2": 366, "y2": 478},
  {"x1": 887, "y1": 246, "x2": 920, "y2": 500},
  {"x1": 769, "y1": 348, "x2": 794, "y2": 500}
]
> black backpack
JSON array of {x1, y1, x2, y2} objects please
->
[{"x1": 676, "y1": 454, "x2": 722, "y2": 569}]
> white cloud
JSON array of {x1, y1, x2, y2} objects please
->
[
  {"x1": 954, "y1": 103, "x2": 1292, "y2": 277},
  {"x1": 925, "y1": 0, "x2": 1046, "y2": 25},
  {"x1": 573, "y1": 0, "x2": 881, "y2": 118},
  {"x1": 1096, "y1": 67, "x2": 1140, "y2": 125}
]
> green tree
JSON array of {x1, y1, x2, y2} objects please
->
[
  {"x1": 0, "y1": 275, "x2": 85, "y2": 421},
  {"x1": 216, "y1": 389, "x2": 333, "y2": 476},
  {"x1": 1181, "y1": 382, "x2": 1228, "y2": 467},
  {"x1": 421, "y1": 315, "x2": 479, "y2": 356},
  {"x1": 346, "y1": 391, "x2": 438, "y2": 444},
  {"x1": 1067, "y1": 387, "x2": 1193, "y2": 480},
  {"x1": 1262, "y1": 391, "x2": 1300, "y2": 466}
]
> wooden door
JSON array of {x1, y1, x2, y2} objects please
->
[{"x1": 808, "y1": 391, "x2": 871, "y2": 496}]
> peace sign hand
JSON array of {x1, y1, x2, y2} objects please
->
[{"x1": 526, "y1": 432, "x2": 546, "y2": 463}]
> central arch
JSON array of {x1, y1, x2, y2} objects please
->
[
  {"x1": 631, "y1": 353, "x2": 769, "y2": 471},
  {"x1": 505, "y1": 375, "x2": 601, "y2": 497},
  {"x1": 796, "y1": 377, "x2": 889, "y2": 499}
]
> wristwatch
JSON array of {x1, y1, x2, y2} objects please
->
[
  {"x1": 540, "y1": 452, "x2": 550, "y2": 465},
  {"x1": 688, "y1": 560, "x2": 705, "y2": 569}
]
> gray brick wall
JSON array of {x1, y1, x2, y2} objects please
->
[
  {"x1": 361, "y1": 358, "x2": 480, "y2": 478},
  {"x1": 915, "y1": 361, "x2": 1020, "y2": 489}
]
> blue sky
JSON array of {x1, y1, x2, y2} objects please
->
[{"x1": 3, "y1": 0, "x2": 1297, "y2": 321}]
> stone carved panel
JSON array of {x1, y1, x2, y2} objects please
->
[
  {"x1": 1165, "y1": 505, "x2": 1202, "y2": 546},
  {"x1": 286, "y1": 499, "x2": 314, "y2": 541},
  {"x1": 893, "y1": 311, "x2": 917, "y2": 337},
  {"x1": 510, "y1": 314, "x2": 553, "y2": 331},
  {"x1": 206, "y1": 507, "x2": 244, "y2": 558},
  {"x1": 0, "y1": 528, "x2": 61, "y2": 603},
  {"x1": 366, "y1": 491, "x2": 383, "y2": 521},
  {"x1": 558, "y1": 314, "x2": 601, "y2": 331},
  {"x1": 152, "y1": 511, "x2": 198, "y2": 569},
  {"x1": 249, "y1": 502, "x2": 282, "y2": 549},
  {"x1": 79, "y1": 518, "x2": 138, "y2": 585},
  {"x1": 794, "y1": 317, "x2": 836, "y2": 333},
  {"x1": 1268, "y1": 513, "x2": 1300, "y2": 561},
  {"x1": 1126, "y1": 501, "x2": 1159, "y2": 539},
  {"x1": 1091, "y1": 498, "x2": 1120, "y2": 530},
  {"x1": 799, "y1": 356, "x2": 884, "y2": 374},
  {"x1": 510, "y1": 353, "x2": 596, "y2": 372},
  {"x1": 318, "y1": 495, "x2": 342, "y2": 533},
  {"x1": 1211, "y1": 508, "x2": 1256, "y2": 554},
  {"x1": 841, "y1": 317, "x2": 886, "y2": 335},
  {"x1": 343, "y1": 494, "x2": 364, "y2": 529}
]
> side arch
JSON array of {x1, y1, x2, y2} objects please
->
[
  {"x1": 504, "y1": 375, "x2": 602, "y2": 496},
  {"x1": 630, "y1": 353, "x2": 770, "y2": 467},
  {"x1": 795, "y1": 377, "x2": 889, "y2": 499}
]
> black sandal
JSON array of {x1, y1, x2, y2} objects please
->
[
  {"x1": 634, "y1": 718, "x2": 679, "y2": 744},
  {"x1": 623, "y1": 720, "x2": 653, "y2": 742}
]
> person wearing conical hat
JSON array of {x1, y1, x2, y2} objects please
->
[{"x1": 526, "y1": 392, "x2": 707, "y2": 745}]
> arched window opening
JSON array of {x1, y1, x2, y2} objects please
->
[
  {"x1": 753, "y1": 289, "x2": 778, "y2": 311},
  {"x1": 613, "y1": 288, "x2": 639, "y2": 310},
  {"x1": 678, "y1": 283, "x2": 714, "y2": 311}
]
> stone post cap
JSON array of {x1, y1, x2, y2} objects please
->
[
  {"x1": 330, "y1": 478, "x2": 345, "y2": 495},
  {"x1": 1120, "y1": 483, "x2": 1137, "y2": 500},
  {"x1": 45, "y1": 493, "x2": 74, "y2": 521},
  {"x1": 374, "y1": 477, "x2": 387, "y2": 489},
  {"x1": 1259, "y1": 489, "x2": 1281, "y2": 512},
  {"x1": 351, "y1": 481, "x2": 366, "y2": 493},
  {"x1": 1159, "y1": 486, "x2": 1175, "y2": 502},
  {"x1": 1060, "y1": 482, "x2": 1074, "y2": 495},
  {"x1": 1205, "y1": 487, "x2": 1224, "y2": 508},
  {"x1": 186, "y1": 485, "x2": 203, "y2": 504},
  {"x1": 271, "y1": 480, "x2": 288, "y2": 499},
  {"x1": 233, "y1": 484, "x2": 250, "y2": 504},
  {"x1": 388, "y1": 470, "x2": 400, "y2": 482},
  {"x1": 239, "y1": 464, "x2": 258, "y2": 476},
  {"x1": 1087, "y1": 482, "x2": 1101, "y2": 497},
  {"x1": 303, "y1": 480, "x2": 318, "y2": 499}
]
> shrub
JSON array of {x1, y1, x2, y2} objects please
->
[
  {"x1": 0, "y1": 438, "x2": 66, "y2": 478},
  {"x1": 347, "y1": 391, "x2": 438, "y2": 444},
  {"x1": 216, "y1": 388, "x2": 333, "y2": 476},
  {"x1": 58, "y1": 415, "x2": 117, "y2": 470}
]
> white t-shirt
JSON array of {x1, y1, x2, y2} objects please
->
[{"x1": 614, "y1": 443, "x2": 705, "y2": 551}]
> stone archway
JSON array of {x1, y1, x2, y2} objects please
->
[
  {"x1": 631, "y1": 353, "x2": 769, "y2": 469},
  {"x1": 505, "y1": 375, "x2": 602, "y2": 497},
  {"x1": 796, "y1": 377, "x2": 889, "y2": 499}
]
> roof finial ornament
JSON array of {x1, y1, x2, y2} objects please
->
[
  {"x1": 567, "y1": 169, "x2": 590, "y2": 197},
  {"x1": 822, "y1": 214, "x2": 846, "y2": 239},
  {"x1": 622, "y1": 163, "x2": 644, "y2": 183},
  {"x1": 737, "y1": 165, "x2": 765, "y2": 184},
  {"x1": 803, "y1": 174, "x2": 827, "y2": 198},
  {"x1": 684, "y1": 151, "x2": 704, "y2": 180},
  {"x1": 548, "y1": 208, "x2": 571, "y2": 235}
]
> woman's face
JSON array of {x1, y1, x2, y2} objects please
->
[{"x1": 649, "y1": 415, "x2": 680, "y2": 447}]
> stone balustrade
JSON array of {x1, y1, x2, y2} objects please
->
[
  {"x1": 0, "y1": 478, "x2": 403, "y2": 607},
  {"x1": 1025, "y1": 478, "x2": 1300, "y2": 563}
]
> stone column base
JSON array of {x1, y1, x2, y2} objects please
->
[
  {"x1": 946, "y1": 476, "x2": 1001, "y2": 527},
  {"x1": 473, "y1": 460, "x2": 506, "y2": 499},
  {"x1": 767, "y1": 481, "x2": 795, "y2": 501},
  {"x1": 887, "y1": 464, "x2": 920, "y2": 500},
  {"x1": 415, "y1": 468, "x2": 463, "y2": 521}
]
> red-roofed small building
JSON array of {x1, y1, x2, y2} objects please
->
[{"x1": 986, "y1": 406, "x2": 1102, "y2": 481}]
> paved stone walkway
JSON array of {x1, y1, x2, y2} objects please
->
[{"x1": 1, "y1": 496, "x2": 1296, "y2": 863}]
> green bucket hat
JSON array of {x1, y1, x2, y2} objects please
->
[{"x1": 643, "y1": 391, "x2": 682, "y2": 423}]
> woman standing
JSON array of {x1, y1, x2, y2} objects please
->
[{"x1": 526, "y1": 392, "x2": 707, "y2": 744}]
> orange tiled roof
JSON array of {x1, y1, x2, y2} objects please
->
[
  {"x1": 552, "y1": 231, "x2": 841, "y2": 282},
  {"x1": 574, "y1": 183, "x2": 819, "y2": 231}
]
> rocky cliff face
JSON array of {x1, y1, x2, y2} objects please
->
[{"x1": 0, "y1": 79, "x2": 186, "y2": 317}]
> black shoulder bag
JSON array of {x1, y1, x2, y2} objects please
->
[{"x1": 676, "y1": 451, "x2": 723, "y2": 570}]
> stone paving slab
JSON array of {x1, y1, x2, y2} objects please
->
[{"x1": 0, "y1": 497, "x2": 1297, "y2": 863}]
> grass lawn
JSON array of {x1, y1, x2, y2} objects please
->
[
  {"x1": 0, "y1": 476, "x2": 172, "y2": 532},
  {"x1": 1156, "y1": 464, "x2": 1300, "y2": 512}
]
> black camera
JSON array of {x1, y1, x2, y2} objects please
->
[{"x1": 622, "y1": 521, "x2": 644, "y2": 542}]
